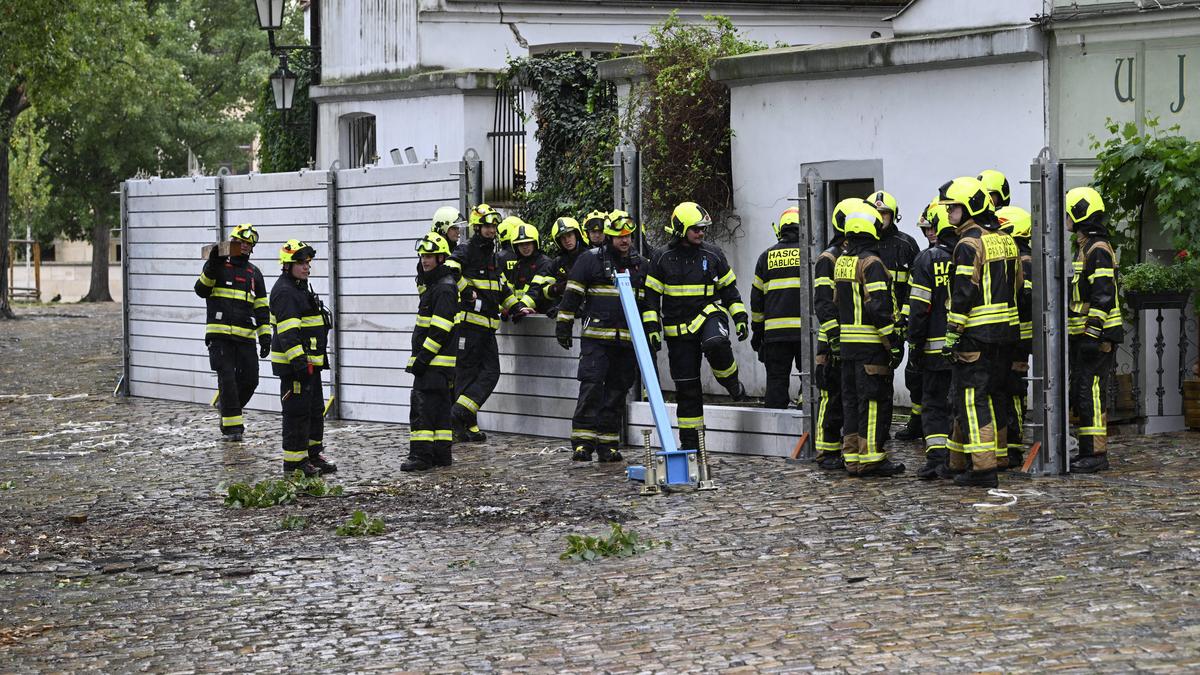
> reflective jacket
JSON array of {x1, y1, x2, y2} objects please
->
[
  {"x1": 947, "y1": 221, "x2": 1021, "y2": 346},
  {"x1": 269, "y1": 273, "x2": 332, "y2": 376},
  {"x1": 751, "y1": 229, "x2": 804, "y2": 343},
  {"x1": 1017, "y1": 238, "x2": 1034, "y2": 349},
  {"x1": 813, "y1": 237, "x2": 844, "y2": 355},
  {"x1": 545, "y1": 245, "x2": 586, "y2": 308},
  {"x1": 834, "y1": 238, "x2": 895, "y2": 360},
  {"x1": 408, "y1": 263, "x2": 460, "y2": 373},
  {"x1": 194, "y1": 255, "x2": 269, "y2": 344},
  {"x1": 500, "y1": 248, "x2": 556, "y2": 313},
  {"x1": 905, "y1": 234, "x2": 955, "y2": 366},
  {"x1": 449, "y1": 234, "x2": 527, "y2": 331},
  {"x1": 557, "y1": 243, "x2": 648, "y2": 343},
  {"x1": 877, "y1": 225, "x2": 921, "y2": 324},
  {"x1": 644, "y1": 240, "x2": 747, "y2": 339},
  {"x1": 1069, "y1": 229, "x2": 1123, "y2": 343}
]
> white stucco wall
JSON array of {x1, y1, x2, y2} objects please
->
[
  {"x1": 316, "y1": 92, "x2": 468, "y2": 170},
  {"x1": 890, "y1": 0, "x2": 1047, "y2": 36},
  {"x1": 724, "y1": 59, "x2": 1047, "y2": 402}
]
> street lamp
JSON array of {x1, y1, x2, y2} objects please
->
[
  {"x1": 270, "y1": 57, "x2": 298, "y2": 110},
  {"x1": 254, "y1": 0, "x2": 285, "y2": 31}
]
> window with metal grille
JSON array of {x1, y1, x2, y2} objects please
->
[
  {"x1": 488, "y1": 86, "x2": 526, "y2": 205},
  {"x1": 344, "y1": 114, "x2": 377, "y2": 169}
]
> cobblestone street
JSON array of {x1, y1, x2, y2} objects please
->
[{"x1": 1, "y1": 304, "x2": 1199, "y2": 672}]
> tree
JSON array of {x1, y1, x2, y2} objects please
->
[{"x1": 7, "y1": 113, "x2": 53, "y2": 251}]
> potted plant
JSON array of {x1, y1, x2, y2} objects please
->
[{"x1": 1121, "y1": 254, "x2": 1192, "y2": 310}]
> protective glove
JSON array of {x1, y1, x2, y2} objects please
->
[
  {"x1": 556, "y1": 322, "x2": 573, "y2": 351},
  {"x1": 750, "y1": 331, "x2": 763, "y2": 353},
  {"x1": 259, "y1": 336, "x2": 271, "y2": 359},
  {"x1": 511, "y1": 307, "x2": 535, "y2": 324},
  {"x1": 736, "y1": 321, "x2": 748, "y2": 342},
  {"x1": 888, "y1": 342, "x2": 903, "y2": 370},
  {"x1": 648, "y1": 331, "x2": 662, "y2": 352},
  {"x1": 406, "y1": 359, "x2": 428, "y2": 378},
  {"x1": 942, "y1": 331, "x2": 960, "y2": 359},
  {"x1": 829, "y1": 336, "x2": 841, "y2": 358},
  {"x1": 208, "y1": 242, "x2": 223, "y2": 263}
]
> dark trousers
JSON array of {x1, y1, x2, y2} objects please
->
[
  {"x1": 840, "y1": 350, "x2": 893, "y2": 474},
  {"x1": 904, "y1": 354, "x2": 923, "y2": 417},
  {"x1": 570, "y1": 340, "x2": 637, "y2": 452},
  {"x1": 410, "y1": 368, "x2": 454, "y2": 464},
  {"x1": 1069, "y1": 340, "x2": 1115, "y2": 455},
  {"x1": 208, "y1": 339, "x2": 259, "y2": 435},
  {"x1": 999, "y1": 346, "x2": 1030, "y2": 464},
  {"x1": 919, "y1": 355, "x2": 952, "y2": 455},
  {"x1": 666, "y1": 336, "x2": 739, "y2": 449},
  {"x1": 948, "y1": 344, "x2": 1005, "y2": 473},
  {"x1": 813, "y1": 356, "x2": 843, "y2": 458},
  {"x1": 454, "y1": 325, "x2": 500, "y2": 428},
  {"x1": 763, "y1": 341, "x2": 802, "y2": 409},
  {"x1": 280, "y1": 370, "x2": 323, "y2": 465}
]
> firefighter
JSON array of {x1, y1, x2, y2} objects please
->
[
  {"x1": 501, "y1": 220, "x2": 556, "y2": 313},
  {"x1": 449, "y1": 205, "x2": 534, "y2": 442},
  {"x1": 497, "y1": 216, "x2": 520, "y2": 254},
  {"x1": 1065, "y1": 187, "x2": 1122, "y2": 473},
  {"x1": 812, "y1": 198, "x2": 858, "y2": 470},
  {"x1": 643, "y1": 202, "x2": 749, "y2": 451},
  {"x1": 978, "y1": 169, "x2": 1012, "y2": 209},
  {"x1": 869, "y1": 190, "x2": 922, "y2": 441},
  {"x1": 555, "y1": 215, "x2": 647, "y2": 462},
  {"x1": 403, "y1": 232, "x2": 460, "y2": 472},
  {"x1": 270, "y1": 240, "x2": 335, "y2": 477},
  {"x1": 611, "y1": 209, "x2": 660, "y2": 261},
  {"x1": 582, "y1": 210, "x2": 609, "y2": 249},
  {"x1": 940, "y1": 176, "x2": 1022, "y2": 488},
  {"x1": 417, "y1": 207, "x2": 466, "y2": 295},
  {"x1": 835, "y1": 202, "x2": 905, "y2": 477},
  {"x1": 194, "y1": 223, "x2": 270, "y2": 442},
  {"x1": 997, "y1": 205, "x2": 1034, "y2": 471},
  {"x1": 750, "y1": 206, "x2": 805, "y2": 409},
  {"x1": 906, "y1": 201, "x2": 957, "y2": 480},
  {"x1": 544, "y1": 216, "x2": 587, "y2": 313}
]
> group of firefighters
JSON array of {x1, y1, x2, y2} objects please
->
[{"x1": 195, "y1": 170, "x2": 1121, "y2": 486}]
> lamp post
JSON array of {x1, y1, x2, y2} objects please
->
[{"x1": 254, "y1": 1, "x2": 321, "y2": 161}]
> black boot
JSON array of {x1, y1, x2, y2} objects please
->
[
  {"x1": 401, "y1": 456, "x2": 434, "y2": 472},
  {"x1": 283, "y1": 459, "x2": 320, "y2": 478},
  {"x1": 728, "y1": 381, "x2": 749, "y2": 402},
  {"x1": 596, "y1": 448, "x2": 624, "y2": 463},
  {"x1": 953, "y1": 469, "x2": 999, "y2": 488},
  {"x1": 431, "y1": 448, "x2": 453, "y2": 468},
  {"x1": 916, "y1": 448, "x2": 948, "y2": 481},
  {"x1": 1071, "y1": 453, "x2": 1109, "y2": 473},
  {"x1": 222, "y1": 432, "x2": 244, "y2": 442},
  {"x1": 309, "y1": 455, "x2": 337, "y2": 474},
  {"x1": 895, "y1": 414, "x2": 923, "y2": 441},
  {"x1": 571, "y1": 445, "x2": 593, "y2": 462},
  {"x1": 817, "y1": 452, "x2": 845, "y2": 471},
  {"x1": 858, "y1": 459, "x2": 905, "y2": 477},
  {"x1": 452, "y1": 405, "x2": 486, "y2": 442},
  {"x1": 1007, "y1": 448, "x2": 1024, "y2": 472}
]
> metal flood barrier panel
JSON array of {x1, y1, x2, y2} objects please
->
[{"x1": 121, "y1": 161, "x2": 577, "y2": 440}]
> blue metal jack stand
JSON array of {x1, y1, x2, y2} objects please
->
[{"x1": 614, "y1": 272, "x2": 717, "y2": 494}]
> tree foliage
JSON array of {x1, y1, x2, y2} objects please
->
[
  {"x1": 6, "y1": 112, "x2": 53, "y2": 249},
  {"x1": 626, "y1": 13, "x2": 765, "y2": 243},
  {"x1": 500, "y1": 53, "x2": 618, "y2": 239}
]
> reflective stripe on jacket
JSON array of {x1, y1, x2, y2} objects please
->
[{"x1": 194, "y1": 256, "x2": 269, "y2": 343}]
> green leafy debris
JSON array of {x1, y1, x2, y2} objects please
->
[
  {"x1": 335, "y1": 510, "x2": 385, "y2": 537},
  {"x1": 560, "y1": 522, "x2": 671, "y2": 562},
  {"x1": 223, "y1": 473, "x2": 343, "y2": 509}
]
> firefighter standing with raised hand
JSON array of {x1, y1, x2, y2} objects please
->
[
  {"x1": 449, "y1": 204, "x2": 533, "y2": 442},
  {"x1": 1065, "y1": 187, "x2": 1122, "y2": 473},
  {"x1": 404, "y1": 232, "x2": 460, "y2": 472},
  {"x1": 996, "y1": 205, "x2": 1034, "y2": 470},
  {"x1": 555, "y1": 216, "x2": 648, "y2": 462},
  {"x1": 940, "y1": 177, "x2": 1022, "y2": 488},
  {"x1": 194, "y1": 224, "x2": 271, "y2": 442},
  {"x1": 750, "y1": 207, "x2": 806, "y2": 409},
  {"x1": 834, "y1": 203, "x2": 905, "y2": 477},
  {"x1": 271, "y1": 240, "x2": 336, "y2": 477},
  {"x1": 906, "y1": 201, "x2": 957, "y2": 480},
  {"x1": 812, "y1": 198, "x2": 859, "y2": 469},
  {"x1": 644, "y1": 202, "x2": 749, "y2": 451}
]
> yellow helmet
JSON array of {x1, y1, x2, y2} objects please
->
[
  {"x1": 431, "y1": 206, "x2": 465, "y2": 236},
  {"x1": 415, "y1": 231, "x2": 451, "y2": 257},
  {"x1": 938, "y1": 177, "x2": 992, "y2": 218},
  {"x1": 921, "y1": 200, "x2": 953, "y2": 235},
  {"x1": 582, "y1": 210, "x2": 610, "y2": 233},
  {"x1": 498, "y1": 216, "x2": 524, "y2": 243},
  {"x1": 469, "y1": 203, "x2": 501, "y2": 227},
  {"x1": 773, "y1": 206, "x2": 801, "y2": 238},
  {"x1": 831, "y1": 197, "x2": 865, "y2": 234},
  {"x1": 279, "y1": 239, "x2": 316, "y2": 265},
  {"x1": 230, "y1": 223, "x2": 259, "y2": 246},
  {"x1": 668, "y1": 202, "x2": 711, "y2": 238},
  {"x1": 512, "y1": 222, "x2": 540, "y2": 248},
  {"x1": 551, "y1": 216, "x2": 583, "y2": 244},
  {"x1": 1065, "y1": 186, "x2": 1105, "y2": 224},
  {"x1": 843, "y1": 203, "x2": 884, "y2": 240},
  {"x1": 608, "y1": 209, "x2": 636, "y2": 235},
  {"x1": 868, "y1": 190, "x2": 900, "y2": 222},
  {"x1": 977, "y1": 169, "x2": 1011, "y2": 207},
  {"x1": 996, "y1": 206, "x2": 1032, "y2": 240}
]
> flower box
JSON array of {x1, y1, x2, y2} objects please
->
[{"x1": 1124, "y1": 290, "x2": 1190, "y2": 310}]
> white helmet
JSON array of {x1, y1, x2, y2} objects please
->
[{"x1": 431, "y1": 206, "x2": 465, "y2": 236}]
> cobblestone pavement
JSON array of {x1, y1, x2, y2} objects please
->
[{"x1": 2, "y1": 304, "x2": 1199, "y2": 673}]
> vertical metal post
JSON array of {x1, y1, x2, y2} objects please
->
[
  {"x1": 459, "y1": 152, "x2": 483, "y2": 231},
  {"x1": 325, "y1": 169, "x2": 342, "y2": 419},
  {"x1": 794, "y1": 173, "x2": 827, "y2": 461},
  {"x1": 1029, "y1": 151, "x2": 1069, "y2": 475},
  {"x1": 612, "y1": 145, "x2": 641, "y2": 254},
  {"x1": 214, "y1": 175, "x2": 226, "y2": 242},
  {"x1": 118, "y1": 182, "x2": 131, "y2": 397}
]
